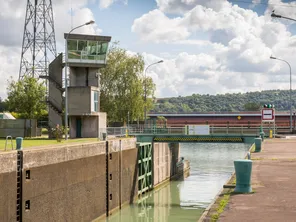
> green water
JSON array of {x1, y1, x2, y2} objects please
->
[{"x1": 98, "y1": 143, "x2": 250, "y2": 222}]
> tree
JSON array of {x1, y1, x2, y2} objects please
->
[
  {"x1": 244, "y1": 102, "x2": 261, "y2": 111},
  {"x1": 157, "y1": 116, "x2": 167, "y2": 127},
  {"x1": 6, "y1": 76, "x2": 47, "y2": 119},
  {"x1": 100, "y1": 43, "x2": 156, "y2": 123},
  {"x1": 0, "y1": 97, "x2": 7, "y2": 112}
]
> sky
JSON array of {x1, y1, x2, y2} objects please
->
[{"x1": 1, "y1": 0, "x2": 296, "y2": 99}]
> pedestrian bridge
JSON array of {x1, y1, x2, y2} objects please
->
[{"x1": 106, "y1": 125, "x2": 273, "y2": 144}]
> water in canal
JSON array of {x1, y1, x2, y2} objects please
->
[{"x1": 99, "y1": 143, "x2": 250, "y2": 222}]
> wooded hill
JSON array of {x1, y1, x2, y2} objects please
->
[{"x1": 152, "y1": 90, "x2": 295, "y2": 113}]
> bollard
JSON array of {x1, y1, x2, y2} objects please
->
[
  {"x1": 16, "y1": 137, "x2": 23, "y2": 150},
  {"x1": 254, "y1": 137, "x2": 262, "y2": 152},
  {"x1": 234, "y1": 159, "x2": 252, "y2": 193},
  {"x1": 102, "y1": 133, "x2": 107, "y2": 141},
  {"x1": 260, "y1": 132, "x2": 265, "y2": 142},
  {"x1": 269, "y1": 130, "x2": 273, "y2": 138}
]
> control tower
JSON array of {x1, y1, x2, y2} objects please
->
[{"x1": 48, "y1": 33, "x2": 111, "y2": 138}]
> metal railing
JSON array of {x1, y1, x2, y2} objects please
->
[
  {"x1": 210, "y1": 126, "x2": 274, "y2": 135},
  {"x1": 106, "y1": 125, "x2": 276, "y2": 136},
  {"x1": 106, "y1": 126, "x2": 186, "y2": 136}
]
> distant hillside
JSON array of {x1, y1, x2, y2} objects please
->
[{"x1": 151, "y1": 90, "x2": 295, "y2": 113}]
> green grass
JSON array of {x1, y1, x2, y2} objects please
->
[
  {"x1": 0, "y1": 137, "x2": 99, "y2": 151},
  {"x1": 250, "y1": 143, "x2": 255, "y2": 153},
  {"x1": 251, "y1": 157, "x2": 264, "y2": 160},
  {"x1": 231, "y1": 178, "x2": 236, "y2": 185},
  {"x1": 211, "y1": 192, "x2": 231, "y2": 222},
  {"x1": 41, "y1": 128, "x2": 48, "y2": 135}
]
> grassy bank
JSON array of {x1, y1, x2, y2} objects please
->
[{"x1": 0, "y1": 137, "x2": 99, "y2": 151}]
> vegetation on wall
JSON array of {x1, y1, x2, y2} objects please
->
[{"x1": 152, "y1": 90, "x2": 294, "y2": 113}]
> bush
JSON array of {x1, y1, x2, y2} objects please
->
[{"x1": 51, "y1": 124, "x2": 64, "y2": 142}]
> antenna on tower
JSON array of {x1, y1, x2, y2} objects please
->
[{"x1": 19, "y1": 0, "x2": 57, "y2": 80}]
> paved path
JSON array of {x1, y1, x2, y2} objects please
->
[{"x1": 220, "y1": 139, "x2": 296, "y2": 222}]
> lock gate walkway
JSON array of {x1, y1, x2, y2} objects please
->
[{"x1": 106, "y1": 125, "x2": 275, "y2": 143}]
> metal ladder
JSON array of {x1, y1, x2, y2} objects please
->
[
  {"x1": 16, "y1": 151, "x2": 23, "y2": 222},
  {"x1": 5, "y1": 135, "x2": 13, "y2": 151}
]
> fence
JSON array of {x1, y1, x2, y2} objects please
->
[
  {"x1": 0, "y1": 119, "x2": 40, "y2": 138},
  {"x1": 106, "y1": 124, "x2": 277, "y2": 136}
]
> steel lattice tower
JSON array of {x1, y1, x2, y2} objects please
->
[{"x1": 19, "y1": 0, "x2": 57, "y2": 79}]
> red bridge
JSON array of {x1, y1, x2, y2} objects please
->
[{"x1": 148, "y1": 112, "x2": 295, "y2": 128}]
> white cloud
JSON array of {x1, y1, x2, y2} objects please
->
[
  {"x1": 156, "y1": 0, "x2": 230, "y2": 14},
  {"x1": 99, "y1": 0, "x2": 115, "y2": 8},
  {"x1": 132, "y1": 10, "x2": 190, "y2": 43},
  {"x1": 0, "y1": 46, "x2": 21, "y2": 99},
  {"x1": 130, "y1": 0, "x2": 296, "y2": 97},
  {"x1": 142, "y1": 50, "x2": 295, "y2": 98},
  {"x1": 99, "y1": 0, "x2": 127, "y2": 9}
]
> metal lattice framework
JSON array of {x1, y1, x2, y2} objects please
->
[{"x1": 19, "y1": 0, "x2": 56, "y2": 79}]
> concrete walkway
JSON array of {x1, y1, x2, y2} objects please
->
[{"x1": 220, "y1": 139, "x2": 296, "y2": 222}]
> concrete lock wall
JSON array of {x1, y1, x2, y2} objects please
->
[
  {"x1": 0, "y1": 138, "x2": 135, "y2": 222},
  {"x1": 107, "y1": 139, "x2": 138, "y2": 215},
  {"x1": 153, "y1": 143, "x2": 180, "y2": 186},
  {"x1": 22, "y1": 142, "x2": 107, "y2": 221},
  {"x1": 0, "y1": 152, "x2": 17, "y2": 222},
  {"x1": 20, "y1": 139, "x2": 138, "y2": 221},
  {"x1": 0, "y1": 139, "x2": 181, "y2": 221}
]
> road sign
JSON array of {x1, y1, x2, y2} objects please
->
[{"x1": 262, "y1": 108, "x2": 275, "y2": 122}]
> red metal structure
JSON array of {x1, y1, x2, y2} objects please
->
[{"x1": 148, "y1": 112, "x2": 295, "y2": 128}]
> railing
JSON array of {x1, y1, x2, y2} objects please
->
[
  {"x1": 106, "y1": 125, "x2": 276, "y2": 136},
  {"x1": 210, "y1": 126, "x2": 273, "y2": 135},
  {"x1": 106, "y1": 126, "x2": 186, "y2": 136}
]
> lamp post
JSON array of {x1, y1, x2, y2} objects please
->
[
  {"x1": 144, "y1": 60, "x2": 163, "y2": 126},
  {"x1": 271, "y1": 11, "x2": 296, "y2": 22},
  {"x1": 65, "y1": 20, "x2": 95, "y2": 140},
  {"x1": 270, "y1": 56, "x2": 293, "y2": 133}
]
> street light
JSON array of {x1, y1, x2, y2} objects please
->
[
  {"x1": 271, "y1": 10, "x2": 296, "y2": 22},
  {"x1": 65, "y1": 20, "x2": 95, "y2": 140},
  {"x1": 270, "y1": 56, "x2": 293, "y2": 133},
  {"x1": 144, "y1": 60, "x2": 163, "y2": 126}
]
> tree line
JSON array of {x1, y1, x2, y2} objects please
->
[{"x1": 151, "y1": 90, "x2": 294, "y2": 113}]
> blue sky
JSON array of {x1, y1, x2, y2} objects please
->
[{"x1": 0, "y1": 0, "x2": 296, "y2": 98}]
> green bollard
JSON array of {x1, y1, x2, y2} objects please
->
[
  {"x1": 234, "y1": 159, "x2": 252, "y2": 193},
  {"x1": 260, "y1": 132, "x2": 265, "y2": 142},
  {"x1": 16, "y1": 137, "x2": 23, "y2": 150},
  {"x1": 254, "y1": 137, "x2": 262, "y2": 152}
]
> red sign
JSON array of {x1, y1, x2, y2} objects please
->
[{"x1": 261, "y1": 108, "x2": 274, "y2": 122}]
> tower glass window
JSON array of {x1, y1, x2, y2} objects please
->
[
  {"x1": 92, "y1": 91, "x2": 99, "y2": 112},
  {"x1": 67, "y1": 39, "x2": 109, "y2": 64}
]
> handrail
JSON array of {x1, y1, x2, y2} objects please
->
[{"x1": 105, "y1": 125, "x2": 275, "y2": 136}]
